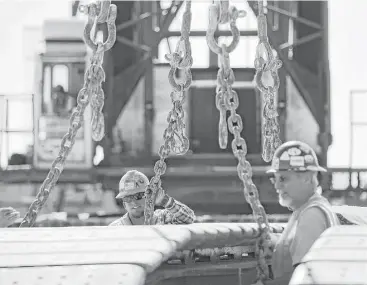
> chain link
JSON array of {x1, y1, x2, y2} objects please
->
[
  {"x1": 207, "y1": 2, "x2": 245, "y2": 149},
  {"x1": 254, "y1": 0, "x2": 283, "y2": 162},
  {"x1": 83, "y1": 1, "x2": 117, "y2": 141},
  {"x1": 19, "y1": 2, "x2": 117, "y2": 228},
  {"x1": 207, "y1": 1, "x2": 273, "y2": 282},
  {"x1": 144, "y1": 0, "x2": 193, "y2": 225}
]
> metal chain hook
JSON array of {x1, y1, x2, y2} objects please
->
[
  {"x1": 206, "y1": 3, "x2": 245, "y2": 55},
  {"x1": 257, "y1": 0, "x2": 265, "y2": 16},
  {"x1": 165, "y1": 1, "x2": 193, "y2": 70},
  {"x1": 79, "y1": 0, "x2": 111, "y2": 23},
  {"x1": 96, "y1": 0, "x2": 111, "y2": 23},
  {"x1": 206, "y1": 2, "x2": 243, "y2": 149},
  {"x1": 84, "y1": 3, "x2": 117, "y2": 52},
  {"x1": 207, "y1": 1, "x2": 273, "y2": 282},
  {"x1": 218, "y1": 0, "x2": 230, "y2": 23},
  {"x1": 19, "y1": 1, "x2": 116, "y2": 227},
  {"x1": 144, "y1": 1, "x2": 193, "y2": 225},
  {"x1": 254, "y1": 0, "x2": 283, "y2": 162}
]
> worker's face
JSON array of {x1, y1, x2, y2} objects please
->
[
  {"x1": 122, "y1": 192, "x2": 146, "y2": 218},
  {"x1": 271, "y1": 171, "x2": 315, "y2": 210}
]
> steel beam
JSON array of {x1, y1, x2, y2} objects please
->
[
  {"x1": 2, "y1": 167, "x2": 366, "y2": 184},
  {"x1": 116, "y1": 36, "x2": 152, "y2": 53},
  {"x1": 108, "y1": 1, "x2": 184, "y2": 156},
  {"x1": 318, "y1": 1, "x2": 332, "y2": 166},
  {"x1": 108, "y1": 55, "x2": 151, "y2": 134},
  {"x1": 267, "y1": 4, "x2": 322, "y2": 30},
  {"x1": 140, "y1": 1, "x2": 155, "y2": 157},
  {"x1": 116, "y1": 12, "x2": 152, "y2": 31},
  {"x1": 144, "y1": 59, "x2": 154, "y2": 157},
  {"x1": 164, "y1": 30, "x2": 257, "y2": 37},
  {"x1": 279, "y1": 31, "x2": 322, "y2": 50}
]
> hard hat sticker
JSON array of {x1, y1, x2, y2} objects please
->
[
  {"x1": 299, "y1": 145, "x2": 310, "y2": 154},
  {"x1": 290, "y1": 156, "x2": 305, "y2": 167},
  {"x1": 287, "y1": 147, "x2": 301, "y2": 156},
  {"x1": 124, "y1": 182, "x2": 135, "y2": 190},
  {"x1": 304, "y1": 155, "x2": 314, "y2": 164},
  {"x1": 280, "y1": 152, "x2": 290, "y2": 161}
]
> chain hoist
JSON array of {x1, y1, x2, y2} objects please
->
[
  {"x1": 19, "y1": 1, "x2": 117, "y2": 227},
  {"x1": 144, "y1": 0, "x2": 193, "y2": 225},
  {"x1": 254, "y1": 0, "x2": 283, "y2": 162},
  {"x1": 207, "y1": 1, "x2": 273, "y2": 283}
]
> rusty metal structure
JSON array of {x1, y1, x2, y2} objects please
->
[
  {"x1": 68, "y1": 0, "x2": 333, "y2": 213},
  {"x1": 1, "y1": 2, "x2": 367, "y2": 285},
  {"x1": 86, "y1": 0, "x2": 328, "y2": 156},
  {"x1": 1, "y1": 0, "x2": 363, "y2": 216},
  {"x1": 81, "y1": 0, "x2": 331, "y2": 163}
]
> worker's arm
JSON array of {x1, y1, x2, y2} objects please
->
[
  {"x1": 0, "y1": 207, "x2": 20, "y2": 228},
  {"x1": 157, "y1": 193, "x2": 196, "y2": 224},
  {"x1": 290, "y1": 207, "x2": 328, "y2": 266}
]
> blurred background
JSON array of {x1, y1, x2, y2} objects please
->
[{"x1": 1, "y1": 0, "x2": 367, "y2": 227}]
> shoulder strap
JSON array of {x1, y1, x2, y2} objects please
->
[{"x1": 300, "y1": 201, "x2": 339, "y2": 227}]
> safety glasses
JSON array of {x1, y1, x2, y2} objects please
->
[{"x1": 122, "y1": 192, "x2": 146, "y2": 203}]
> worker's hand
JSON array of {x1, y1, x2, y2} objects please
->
[
  {"x1": 155, "y1": 188, "x2": 169, "y2": 207},
  {"x1": 266, "y1": 233, "x2": 281, "y2": 255},
  {"x1": 259, "y1": 233, "x2": 281, "y2": 262},
  {"x1": 0, "y1": 207, "x2": 20, "y2": 228},
  {"x1": 270, "y1": 233, "x2": 282, "y2": 246}
]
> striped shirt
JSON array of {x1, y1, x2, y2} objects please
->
[{"x1": 109, "y1": 196, "x2": 195, "y2": 226}]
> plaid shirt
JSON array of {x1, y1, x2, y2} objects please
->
[{"x1": 109, "y1": 196, "x2": 195, "y2": 226}]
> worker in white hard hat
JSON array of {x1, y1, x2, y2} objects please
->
[
  {"x1": 0, "y1": 207, "x2": 20, "y2": 228},
  {"x1": 109, "y1": 170, "x2": 195, "y2": 226},
  {"x1": 267, "y1": 141, "x2": 339, "y2": 283}
]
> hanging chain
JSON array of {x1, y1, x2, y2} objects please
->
[
  {"x1": 144, "y1": 0, "x2": 193, "y2": 225},
  {"x1": 83, "y1": 1, "x2": 117, "y2": 141},
  {"x1": 19, "y1": 2, "x2": 117, "y2": 228},
  {"x1": 207, "y1": 1, "x2": 245, "y2": 149},
  {"x1": 207, "y1": 1, "x2": 273, "y2": 283},
  {"x1": 254, "y1": 0, "x2": 283, "y2": 162}
]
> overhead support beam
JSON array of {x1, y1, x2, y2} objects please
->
[
  {"x1": 113, "y1": 1, "x2": 184, "y2": 66},
  {"x1": 164, "y1": 30, "x2": 258, "y2": 37},
  {"x1": 267, "y1": 4, "x2": 322, "y2": 30},
  {"x1": 135, "y1": 1, "x2": 185, "y2": 155},
  {"x1": 116, "y1": 36, "x2": 152, "y2": 53},
  {"x1": 116, "y1": 12, "x2": 152, "y2": 31},
  {"x1": 318, "y1": 1, "x2": 332, "y2": 166},
  {"x1": 113, "y1": 1, "x2": 184, "y2": 57},
  {"x1": 279, "y1": 31, "x2": 322, "y2": 50},
  {"x1": 152, "y1": 1, "x2": 184, "y2": 57},
  {"x1": 108, "y1": 55, "x2": 151, "y2": 133},
  {"x1": 160, "y1": 2, "x2": 183, "y2": 33},
  {"x1": 106, "y1": 0, "x2": 185, "y2": 157}
]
